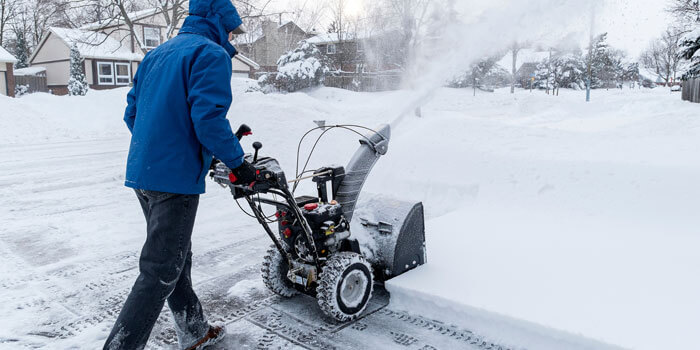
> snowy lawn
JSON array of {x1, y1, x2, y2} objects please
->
[{"x1": 0, "y1": 81, "x2": 697, "y2": 349}]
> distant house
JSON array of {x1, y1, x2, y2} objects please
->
[
  {"x1": 306, "y1": 30, "x2": 404, "y2": 73},
  {"x1": 29, "y1": 27, "x2": 144, "y2": 95},
  {"x1": 29, "y1": 8, "x2": 260, "y2": 94},
  {"x1": 497, "y1": 49, "x2": 551, "y2": 88},
  {"x1": 306, "y1": 33, "x2": 364, "y2": 72},
  {"x1": 235, "y1": 20, "x2": 310, "y2": 72},
  {"x1": 0, "y1": 46, "x2": 17, "y2": 97}
]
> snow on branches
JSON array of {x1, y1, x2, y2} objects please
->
[
  {"x1": 259, "y1": 41, "x2": 330, "y2": 93},
  {"x1": 67, "y1": 44, "x2": 88, "y2": 96}
]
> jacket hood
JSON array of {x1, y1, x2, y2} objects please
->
[{"x1": 180, "y1": 0, "x2": 243, "y2": 57}]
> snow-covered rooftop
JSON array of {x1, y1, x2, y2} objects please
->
[
  {"x1": 49, "y1": 27, "x2": 143, "y2": 61},
  {"x1": 497, "y1": 49, "x2": 550, "y2": 72},
  {"x1": 14, "y1": 67, "x2": 46, "y2": 76},
  {"x1": 235, "y1": 53, "x2": 260, "y2": 70},
  {"x1": 0, "y1": 45, "x2": 17, "y2": 63},
  {"x1": 306, "y1": 28, "x2": 398, "y2": 45}
]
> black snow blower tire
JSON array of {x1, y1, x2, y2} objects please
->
[
  {"x1": 261, "y1": 245, "x2": 298, "y2": 298},
  {"x1": 317, "y1": 252, "x2": 374, "y2": 322}
]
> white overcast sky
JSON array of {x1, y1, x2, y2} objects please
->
[
  {"x1": 599, "y1": 0, "x2": 673, "y2": 57},
  {"x1": 268, "y1": 0, "x2": 673, "y2": 58}
]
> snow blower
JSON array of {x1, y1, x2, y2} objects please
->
[{"x1": 210, "y1": 124, "x2": 426, "y2": 321}]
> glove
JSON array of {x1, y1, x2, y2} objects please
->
[{"x1": 229, "y1": 161, "x2": 257, "y2": 187}]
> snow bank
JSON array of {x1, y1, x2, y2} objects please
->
[
  {"x1": 377, "y1": 87, "x2": 700, "y2": 350},
  {"x1": 0, "y1": 88, "x2": 131, "y2": 143}
]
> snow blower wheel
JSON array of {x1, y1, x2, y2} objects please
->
[
  {"x1": 317, "y1": 252, "x2": 374, "y2": 322},
  {"x1": 211, "y1": 123, "x2": 427, "y2": 322},
  {"x1": 261, "y1": 245, "x2": 298, "y2": 298}
]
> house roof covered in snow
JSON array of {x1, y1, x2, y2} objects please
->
[
  {"x1": 233, "y1": 20, "x2": 305, "y2": 46},
  {"x1": 0, "y1": 45, "x2": 17, "y2": 63},
  {"x1": 31, "y1": 27, "x2": 144, "y2": 62},
  {"x1": 14, "y1": 67, "x2": 46, "y2": 76},
  {"x1": 234, "y1": 53, "x2": 260, "y2": 70},
  {"x1": 306, "y1": 29, "x2": 394, "y2": 45},
  {"x1": 497, "y1": 49, "x2": 550, "y2": 72}
]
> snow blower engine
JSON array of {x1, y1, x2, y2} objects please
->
[{"x1": 210, "y1": 124, "x2": 426, "y2": 321}]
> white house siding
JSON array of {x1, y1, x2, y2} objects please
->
[
  {"x1": 33, "y1": 33, "x2": 70, "y2": 63},
  {"x1": 34, "y1": 61, "x2": 71, "y2": 86},
  {"x1": 131, "y1": 62, "x2": 139, "y2": 79},
  {"x1": 84, "y1": 59, "x2": 94, "y2": 84},
  {"x1": 103, "y1": 13, "x2": 181, "y2": 54},
  {"x1": 0, "y1": 63, "x2": 6, "y2": 71},
  {"x1": 0, "y1": 71, "x2": 7, "y2": 96},
  {"x1": 232, "y1": 58, "x2": 251, "y2": 75}
]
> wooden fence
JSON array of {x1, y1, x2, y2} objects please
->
[
  {"x1": 682, "y1": 78, "x2": 700, "y2": 103},
  {"x1": 14, "y1": 74, "x2": 48, "y2": 94}
]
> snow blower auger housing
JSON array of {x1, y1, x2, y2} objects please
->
[{"x1": 210, "y1": 124, "x2": 426, "y2": 322}]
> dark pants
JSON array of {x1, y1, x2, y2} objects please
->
[{"x1": 104, "y1": 189, "x2": 208, "y2": 350}]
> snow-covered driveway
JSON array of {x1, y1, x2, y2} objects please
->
[{"x1": 0, "y1": 138, "x2": 528, "y2": 350}]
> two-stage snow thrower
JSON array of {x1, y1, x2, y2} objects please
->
[{"x1": 210, "y1": 124, "x2": 426, "y2": 321}]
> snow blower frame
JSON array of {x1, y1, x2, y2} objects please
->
[{"x1": 210, "y1": 124, "x2": 426, "y2": 321}]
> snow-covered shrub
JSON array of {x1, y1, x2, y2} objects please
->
[
  {"x1": 67, "y1": 44, "x2": 89, "y2": 96},
  {"x1": 261, "y1": 41, "x2": 329, "y2": 93},
  {"x1": 14, "y1": 84, "x2": 29, "y2": 97}
]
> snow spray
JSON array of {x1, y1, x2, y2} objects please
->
[{"x1": 387, "y1": 0, "x2": 602, "y2": 129}]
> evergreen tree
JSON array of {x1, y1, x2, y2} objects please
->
[
  {"x1": 679, "y1": 26, "x2": 700, "y2": 78},
  {"x1": 13, "y1": 31, "x2": 29, "y2": 69},
  {"x1": 67, "y1": 44, "x2": 88, "y2": 96},
  {"x1": 447, "y1": 56, "x2": 510, "y2": 89},
  {"x1": 586, "y1": 33, "x2": 626, "y2": 88},
  {"x1": 534, "y1": 52, "x2": 587, "y2": 91},
  {"x1": 623, "y1": 62, "x2": 640, "y2": 83},
  {"x1": 261, "y1": 41, "x2": 329, "y2": 92}
]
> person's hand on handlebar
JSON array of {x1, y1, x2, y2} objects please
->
[{"x1": 230, "y1": 160, "x2": 256, "y2": 187}]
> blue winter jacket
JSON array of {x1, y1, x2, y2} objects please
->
[{"x1": 123, "y1": 0, "x2": 245, "y2": 194}]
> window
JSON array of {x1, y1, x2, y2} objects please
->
[
  {"x1": 97, "y1": 62, "x2": 114, "y2": 85},
  {"x1": 143, "y1": 27, "x2": 161, "y2": 49},
  {"x1": 115, "y1": 63, "x2": 131, "y2": 85},
  {"x1": 327, "y1": 44, "x2": 337, "y2": 55}
]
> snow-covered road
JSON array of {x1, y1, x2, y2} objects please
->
[
  {"x1": 1, "y1": 83, "x2": 698, "y2": 349},
  {"x1": 0, "y1": 137, "x2": 532, "y2": 350}
]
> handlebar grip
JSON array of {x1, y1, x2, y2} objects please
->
[{"x1": 235, "y1": 124, "x2": 252, "y2": 140}]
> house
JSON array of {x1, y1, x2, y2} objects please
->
[
  {"x1": 235, "y1": 20, "x2": 310, "y2": 72},
  {"x1": 0, "y1": 45, "x2": 17, "y2": 97},
  {"x1": 306, "y1": 33, "x2": 365, "y2": 72},
  {"x1": 29, "y1": 8, "x2": 260, "y2": 94},
  {"x1": 306, "y1": 30, "x2": 404, "y2": 73},
  {"x1": 29, "y1": 27, "x2": 143, "y2": 94},
  {"x1": 497, "y1": 49, "x2": 551, "y2": 88}
]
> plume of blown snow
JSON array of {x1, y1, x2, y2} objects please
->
[{"x1": 391, "y1": 0, "x2": 601, "y2": 127}]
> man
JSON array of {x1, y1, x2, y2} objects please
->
[{"x1": 104, "y1": 0, "x2": 257, "y2": 349}]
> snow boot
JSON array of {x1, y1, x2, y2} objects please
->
[{"x1": 184, "y1": 325, "x2": 226, "y2": 350}]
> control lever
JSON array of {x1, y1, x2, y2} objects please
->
[
  {"x1": 235, "y1": 124, "x2": 252, "y2": 140},
  {"x1": 253, "y1": 142, "x2": 262, "y2": 162},
  {"x1": 210, "y1": 124, "x2": 252, "y2": 171}
]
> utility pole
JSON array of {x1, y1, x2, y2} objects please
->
[
  {"x1": 586, "y1": 3, "x2": 595, "y2": 102},
  {"x1": 547, "y1": 48, "x2": 552, "y2": 95}
]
